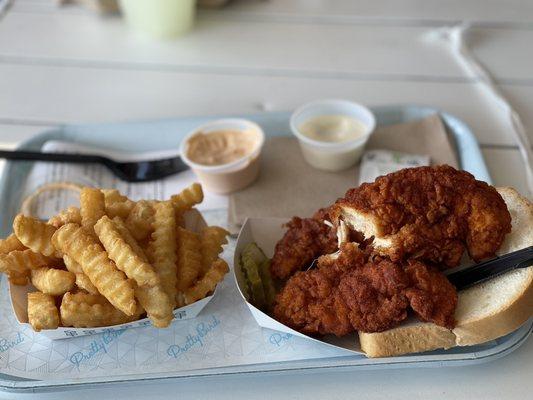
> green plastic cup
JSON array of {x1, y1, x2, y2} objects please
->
[{"x1": 120, "y1": 0, "x2": 197, "y2": 39}]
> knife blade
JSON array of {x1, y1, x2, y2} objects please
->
[{"x1": 447, "y1": 246, "x2": 533, "y2": 290}]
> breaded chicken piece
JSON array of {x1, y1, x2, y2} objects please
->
[
  {"x1": 316, "y1": 242, "x2": 368, "y2": 283},
  {"x1": 333, "y1": 165, "x2": 511, "y2": 268},
  {"x1": 404, "y1": 260, "x2": 457, "y2": 328},
  {"x1": 272, "y1": 268, "x2": 353, "y2": 336},
  {"x1": 273, "y1": 243, "x2": 457, "y2": 335},
  {"x1": 270, "y1": 208, "x2": 338, "y2": 280},
  {"x1": 336, "y1": 259, "x2": 411, "y2": 333}
]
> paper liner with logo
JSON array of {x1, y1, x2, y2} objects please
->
[
  {"x1": 9, "y1": 209, "x2": 221, "y2": 340},
  {"x1": 233, "y1": 217, "x2": 364, "y2": 354}
]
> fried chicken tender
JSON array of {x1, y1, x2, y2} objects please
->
[
  {"x1": 270, "y1": 208, "x2": 338, "y2": 280},
  {"x1": 273, "y1": 268, "x2": 352, "y2": 336},
  {"x1": 316, "y1": 242, "x2": 368, "y2": 283},
  {"x1": 334, "y1": 165, "x2": 511, "y2": 268},
  {"x1": 273, "y1": 243, "x2": 457, "y2": 335},
  {"x1": 404, "y1": 260, "x2": 457, "y2": 329},
  {"x1": 336, "y1": 260, "x2": 410, "y2": 333}
]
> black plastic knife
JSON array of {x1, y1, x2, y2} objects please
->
[{"x1": 447, "y1": 246, "x2": 533, "y2": 290}]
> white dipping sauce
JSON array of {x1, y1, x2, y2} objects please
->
[
  {"x1": 290, "y1": 100, "x2": 376, "y2": 172},
  {"x1": 298, "y1": 115, "x2": 368, "y2": 143}
]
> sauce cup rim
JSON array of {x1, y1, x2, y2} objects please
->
[
  {"x1": 180, "y1": 118, "x2": 265, "y2": 173},
  {"x1": 290, "y1": 99, "x2": 376, "y2": 149}
]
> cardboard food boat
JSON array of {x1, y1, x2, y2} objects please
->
[
  {"x1": 233, "y1": 217, "x2": 364, "y2": 354},
  {"x1": 10, "y1": 210, "x2": 221, "y2": 340}
]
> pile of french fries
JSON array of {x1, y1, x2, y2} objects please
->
[{"x1": 0, "y1": 183, "x2": 229, "y2": 331}]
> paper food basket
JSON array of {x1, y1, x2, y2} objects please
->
[
  {"x1": 9, "y1": 209, "x2": 221, "y2": 340},
  {"x1": 233, "y1": 216, "x2": 364, "y2": 354}
]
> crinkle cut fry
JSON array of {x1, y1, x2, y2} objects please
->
[
  {"x1": 184, "y1": 259, "x2": 228, "y2": 305},
  {"x1": 31, "y1": 267, "x2": 75, "y2": 296},
  {"x1": 111, "y1": 217, "x2": 149, "y2": 262},
  {"x1": 150, "y1": 202, "x2": 178, "y2": 308},
  {"x1": 80, "y1": 188, "x2": 105, "y2": 235},
  {"x1": 48, "y1": 207, "x2": 81, "y2": 228},
  {"x1": 60, "y1": 292, "x2": 137, "y2": 328},
  {"x1": 63, "y1": 254, "x2": 83, "y2": 273},
  {"x1": 64, "y1": 255, "x2": 97, "y2": 293},
  {"x1": 75, "y1": 273, "x2": 99, "y2": 294},
  {"x1": 0, "y1": 234, "x2": 25, "y2": 254},
  {"x1": 0, "y1": 249, "x2": 57, "y2": 276},
  {"x1": 13, "y1": 214, "x2": 60, "y2": 257},
  {"x1": 134, "y1": 283, "x2": 174, "y2": 328},
  {"x1": 102, "y1": 189, "x2": 128, "y2": 204},
  {"x1": 200, "y1": 226, "x2": 229, "y2": 275},
  {"x1": 95, "y1": 216, "x2": 159, "y2": 286},
  {"x1": 51, "y1": 223, "x2": 137, "y2": 316},
  {"x1": 170, "y1": 183, "x2": 203, "y2": 212},
  {"x1": 102, "y1": 189, "x2": 135, "y2": 219},
  {"x1": 126, "y1": 200, "x2": 154, "y2": 241},
  {"x1": 105, "y1": 217, "x2": 174, "y2": 327},
  {"x1": 8, "y1": 270, "x2": 30, "y2": 286},
  {"x1": 28, "y1": 292, "x2": 59, "y2": 331},
  {"x1": 176, "y1": 227, "x2": 203, "y2": 292}
]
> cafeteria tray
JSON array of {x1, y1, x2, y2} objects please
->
[{"x1": 0, "y1": 105, "x2": 530, "y2": 392}]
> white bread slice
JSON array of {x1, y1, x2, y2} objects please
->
[
  {"x1": 359, "y1": 187, "x2": 533, "y2": 358},
  {"x1": 359, "y1": 320, "x2": 456, "y2": 357},
  {"x1": 454, "y1": 187, "x2": 533, "y2": 345}
]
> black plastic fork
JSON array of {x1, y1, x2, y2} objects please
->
[{"x1": 0, "y1": 149, "x2": 189, "y2": 182}]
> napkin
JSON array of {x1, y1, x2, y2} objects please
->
[{"x1": 228, "y1": 114, "x2": 458, "y2": 233}]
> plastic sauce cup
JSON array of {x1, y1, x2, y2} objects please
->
[
  {"x1": 290, "y1": 99, "x2": 376, "y2": 172},
  {"x1": 180, "y1": 119, "x2": 265, "y2": 194}
]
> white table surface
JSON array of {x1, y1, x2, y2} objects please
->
[{"x1": 0, "y1": 0, "x2": 531, "y2": 398}]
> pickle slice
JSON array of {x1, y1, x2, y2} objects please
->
[
  {"x1": 258, "y1": 259, "x2": 276, "y2": 311},
  {"x1": 240, "y1": 243, "x2": 279, "y2": 311},
  {"x1": 241, "y1": 252, "x2": 266, "y2": 310}
]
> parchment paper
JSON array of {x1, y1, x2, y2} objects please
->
[{"x1": 229, "y1": 114, "x2": 458, "y2": 231}]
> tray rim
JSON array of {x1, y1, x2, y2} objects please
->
[
  {"x1": 0, "y1": 321, "x2": 530, "y2": 393},
  {"x1": 0, "y1": 104, "x2": 528, "y2": 393}
]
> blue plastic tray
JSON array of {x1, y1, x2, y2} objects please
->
[{"x1": 0, "y1": 105, "x2": 529, "y2": 393}]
